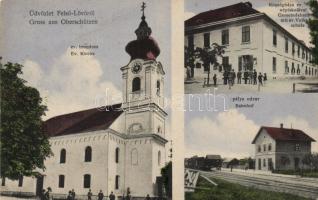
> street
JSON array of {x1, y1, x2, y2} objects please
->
[{"x1": 185, "y1": 78, "x2": 318, "y2": 94}]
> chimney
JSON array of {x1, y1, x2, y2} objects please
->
[
  {"x1": 280, "y1": 123, "x2": 283, "y2": 128},
  {"x1": 245, "y1": 2, "x2": 253, "y2": 8}
]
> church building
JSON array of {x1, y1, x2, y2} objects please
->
[{"x1": 1, "y1": 6, "x2": 168, "y2": 200}]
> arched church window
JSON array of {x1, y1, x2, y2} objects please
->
[
  {"x1": 83, "y1": 174, "x2": 91, "y2": 188},
  {"x1": 60, "y1": 149, "x2": 66, "y2": 163},
  {"x1": 132, "y1": 77, "x2": 141, "y2": 92},
  {"x1": 115, "y1": 175, "x2": 120, "y2": 189},
  {"x1": 115, "y1": 147, "x2": 120, "y2": 163},
  {"x1": 158, "y1": 151, "x2": 161, "y2": 166},
  {"x1": 131, "y1": 149, "x2": 138, "y2": 165},
  {"x1": 156, "y1": 80, "x2": 160, "y2": 95},
  {"x1": 85, "y1": 146, "x2": 92, "y2": 162}
]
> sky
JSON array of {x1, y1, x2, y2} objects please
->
[
  {"x1": 185, "y1": 0, "x2": 313, "y2": 47},
  {"x1": 185, "y1": 94, "x2": 318, "y2": 159},
  {"x1": 0, "y1": 0, "x2": 171, "y2": 119}
]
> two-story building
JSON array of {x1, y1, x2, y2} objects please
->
[
  {"x1": 185, "y1": 2, "x2": 318, "y2": 80},
  {"x1": 251, "y1": 124, "x2": 316, "y2": 171}
]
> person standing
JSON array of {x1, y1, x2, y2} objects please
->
[
  {"x1": 67, "y1": 191, "x2": 73, "y2": 200},
  {"x1": 213, "y1": 74, "x2": 217, "y2": 87},
  {"x1": 87, "y1": 189, "x2": 93, "y2": 200},
  {"x1": 237, "y1": 70, "x2": 242, "y2": 84},
  {"x1": 243, "y1": 71, "x2": 248, "y2": 84},
  {"x1": 109, "y1": 191, "x2": 116, "y2": 200},
  {"x1": 98, "y1": 190, "x2": 104, "y2": 200},
  {"x1": 249, "y1": 70, "x2": 253, "y2": 84},
  {"x1": 45, "y1": 187, "x2": 52, "y2": 200},
  {"x1": 253, "y1": 69, "x2": 257, "y2": 85},
  {"x1": 40, "y1": 189, "x2": 46, "y2": 200},
  {"x1": 263, "y1": 73, "x2": 267, "y2": 85},
  {"x1": 258, "y1": 73, "x2": 263, "y2": 86},
  {"x1": 145, "y1": 194, "x2": 151, "y2": 200},
  {"x1": 71, "y1": 189, "x2": 76, "y2": 200}
]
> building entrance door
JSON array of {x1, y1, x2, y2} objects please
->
[
  {"x1": 36, "y1": 175, "x2": 44, "y2": 197},
  {"x1": 294, "y1": 158, "x2": 300, "y2": 170}
]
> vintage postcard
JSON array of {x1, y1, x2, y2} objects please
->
[{"x1": 0, "y1": 1, "x2": 173, "y2": 200}]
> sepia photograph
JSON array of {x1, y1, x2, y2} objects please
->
[
  {"x1": 0, "y1": 1, "x2": 172, "y2": 199},
  {"x1": 184, "y1": 0, "x2": 318, "y2": 94},
  {"x1": 184, "y1": 94, "x2": 318, "y2": 199}
]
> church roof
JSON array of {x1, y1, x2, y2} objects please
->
[
  {"x1": 43, "y1": 103, "x2": 123, "y2": 137},
  {"x1": 185, "y1": 2, "x2": 259, "y2": 27},
  {"x1": 252, "y1": 126, "x2": 316, "y2": 144}
]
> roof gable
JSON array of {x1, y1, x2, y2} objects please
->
[{"x1": 252, "y1": 126, "x2": 316, "y2": 144}]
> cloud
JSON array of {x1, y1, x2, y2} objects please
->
[
  {"x1": 271, "y1": 116, "x2": 318, "y2": 153},
  {"x1": 185, "y1": 109, "x2": 259, "y2": 158},
  {"x1": 22, "y1": 48, "x2": 122, "y2": 119}
]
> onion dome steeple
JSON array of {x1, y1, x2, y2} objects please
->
[{"x1": 125, "y1": 2, "x2": 160, "y2": 60}]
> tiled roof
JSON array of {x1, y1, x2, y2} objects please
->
[
  {"x1": 185, "y1": 2, "x2": 259, "y2": 27},
  {"x1": 252, "y1": 126, "x2": 316, "y2": 144},
  {"x1": 43, "y1": 104, "x2": 123, "y2": 137},
  {"x1": 206, "y1": 155, "x2": 221, "y2": 160}
]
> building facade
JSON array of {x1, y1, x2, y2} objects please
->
[
  {"x1": 252, "y1": 124, "x2": 315, "y2": 171},
  {"x1": 185, "y1": 2, "x2": 318, "y2": 80},
  {"x1": 1, "y1": 10, "x2": 168, "y2": 199}
]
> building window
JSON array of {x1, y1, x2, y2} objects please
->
[
  {"x1": 298, "y1": 45, "x2": 300, "y2": 57},
  {"x1": 60, "y1": 149, "x2": 66, "y2": 164},
  {"x1": 222, "y1": 56, "x2": 230, "y2": 71},
  {"x1": 58, "y1": 175, "x2": 65, "y2": 188},
  {"x1": 222, "y1": 29, "x2": 229, "y2": 45},
  {"x1": 85, "y1": 146, "x2": 92, "y2": 162},
  {"x1": 115, "y1": 175, "x2": 120, "y2": 190},
  {"x1": 297, "y1": 64, "x2": 300, "y2": 75},
  {"x1": 285, "y1": 37, "x2": 288, "y2": 53},
  {"x1": 132, "y1": 77, "x2": 141, "y2": 92},
  {"x1": 83, "y1": 174, "x2": 91, "y2": 188},
  {"x1": 291, "y1": 62, "x2": 295, "y2": 75},
  {"x1": 273, "y1": 30, "x2": 277, "y2": 46},
  {"x1": 263, "y1": 144, "x2": 266, "y2": 152},
  {"x1": 263, "y1": 159, "x2": 266, "y2": 167},
  {"x1": 115, "y1": 147, "x2": 120, "y2": 163},
  {"x1": 158, "y1": 151, "x2": 161, "y2": 166},
  {"x1": 188, "y1": 35, "x2": 194, "y2": 50},
  {"x1": 131, "y1": 149, "x2": 138, "y2": 165},
  {"x1": 302, "y1": 48, "x2": 305, "y2": 59},
  {"x1": 18, "y1": 176, "x2": 23, "y2": 187},
  {"x1": 268, "y1": 144, "x2": 272, "y2": 151},
  {"x1": 1, "y1": 177, "x2": 5, "y2": 186},
  {"x1": 272, "y1": 57, "x2": 276, "y2": 73},
  {"x1": 257, "y1": 145, "x2": 261, "y2": 152},
  {"x1": 285, "y1": 61, "x2": 289, "y2": 74},
  {"x1": 292, "y1": 42, "x2": 295, "y2": 55},
  {"x1": 204, "y1": 33, "x2": 210, "y2": 48},
  {"x1": 242, "y1": 26, "x2": 250, "y2": 43},
  {"x1": 156, "y1": 80, "x2": 160, "y2": 96},
  {"x1": 295, "y1": 144, "x2": 300, "y2": 151}
]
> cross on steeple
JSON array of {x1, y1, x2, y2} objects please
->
[{"x1": 141, "y1": 2, "x2": 146, "y2": 18}]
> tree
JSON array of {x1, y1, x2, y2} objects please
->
[
  {"x1": 0, "y1": 61, "x2": 52, "y2": 180},
  {"x1": 193, "y1": 43, "x2": 225, "y2": 85},
  {"x1": 307, "y1": 0, "x2": 318, "y2": 65},
  {"x1": 302, "y1": 152, "x2": 318, "y2": 170},
  {"x1": 161, "y1": 161, "x2": 172, "y2": 198}
]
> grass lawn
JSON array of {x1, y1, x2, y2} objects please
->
[{"x1": 185, "y1": 177, "x2": 311, "y2": 200}]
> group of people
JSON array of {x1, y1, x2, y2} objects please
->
[
  {"x1": 40, "y1": 187, "x2": 153, "y2": 200},
  {"x1": 212, "y1": 69, "x2": 267, "y2": 87}
]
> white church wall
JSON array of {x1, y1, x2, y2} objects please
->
[
  {"x1": 43, "y1": 131, "x2": 110, "y2": 196},
  {"x1": 0, "y1": 177, "x2": 36, "y2": 196}
]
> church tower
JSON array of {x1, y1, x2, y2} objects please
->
[
  {"x1": 121, "y1": 3, "x2": 167, "y2": 139},
  {"x1": 120, "y1": 3, "x2": 168, "y2": 197}
]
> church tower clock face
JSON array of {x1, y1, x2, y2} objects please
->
[{"x1": 131, "y1": 61, "x2": 142, "y2": 74}]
